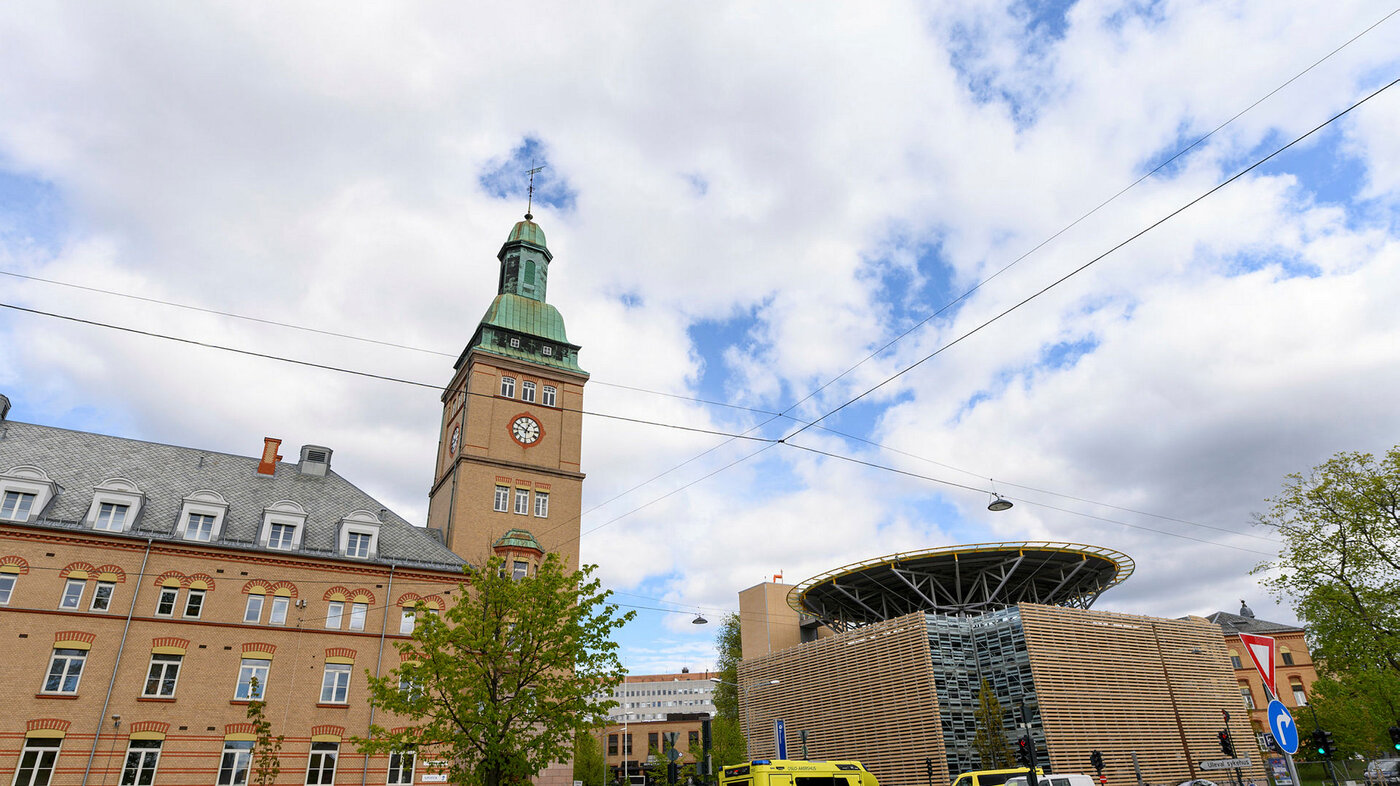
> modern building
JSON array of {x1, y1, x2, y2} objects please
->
[
  {"x1": 591, "y1": 672, "x2": 719, "y2": 783},
  {"x1": 1207, "y1": 603, "x2": 1318, "y2": 750},
  {"x1": 0, "y1": 214, "x2": 588, "y2": 786},
  {"x1": 733, "y1": 542, "x2": 1267, "y2": 786}
]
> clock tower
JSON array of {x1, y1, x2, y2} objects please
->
[{"x1": 427, "y1": 214, "x2": 588, "y2": 570}]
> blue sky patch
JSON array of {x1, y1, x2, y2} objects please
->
[
  {"x1": 478, "y1": 137, "x2": 578, "y2": 213},
  {"x1": 0, "y1": 169, "x2": 68, "y2": 255}
]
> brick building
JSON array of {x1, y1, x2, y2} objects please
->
[
  {"x1": 1207, "y1": 603, "x2": 1319, "y2": 751},
  {"x1": 591, "y1": 672, "x2": 719, "y2": 783},
  {"x1": 0, "y1": 215, "x2": 589, "y2": 786}
]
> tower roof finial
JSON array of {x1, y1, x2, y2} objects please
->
[{"x1": 524, "y1": 162, "x2": 545, "y2": 221}]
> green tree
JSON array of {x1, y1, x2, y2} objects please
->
[
  {"x1": 245, "y1": 677, "x2": 284, "y2": 786},
  {"x1": 710, "y1": 613, "x2": 747, "y2": 769},
  {"x1": 1255, "y1": 446, "x2": 1400, "y2": 676},
  {"x1": 574, "y1": 731, "x2": 607, "y2": 786},
  {"x1": 971, "y1": 680, "x2": 1013, "y2": 769},
  {"x1": 1299, "y1": 669, "x2": 1400, "y2": 760},
  {"x1": 357, "y1": 554, "x2": 634, "y2": 786}
]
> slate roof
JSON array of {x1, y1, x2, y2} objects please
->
[
  {"x1": 0, "y1": 419, "x2": 465, "y2": 571},
  {"x1": 1206, "y1": 610, "x2": 1303, "y2": 636}
]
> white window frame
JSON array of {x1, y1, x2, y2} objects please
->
[
  {"x1": 400, "y1": 607, "x2": 415, "y2": 635},
  {"x1": 345, "y1": 531, "x2": 372, "y2": 559},
  {"x1": 83, "y1": 478, "x2": 144, "y2": 533},
  {"x1": 493, "y1": 485, "x2": 509, "y2": 512},
  {"x1": 244, "y1": 594, "x2": 265, "y2": 624},
  {"x1": 0, "y1": 465, "x2": 57, "y2": 523},
  {"x1": 349, "y1": 602, "x2": 367, "y2": 632},
  {"x1": 387, "y1": 750, "x2": 415, "y2": 785},
  {"x1": 320, "y1": 663, "x2": 351, "y2": 704},
  {"x1": 235, "y1": 658, "x2": 270, "y2": 700},
  {"x1": 218, "y1": 741, "x2": 253, "y2": 786},
  {"x1": 185, "y1": 513, "x2": 215, "y2": 541},
  {"x1": 143, "y1": 653, "x2": 183, "y2": 698},
  {"x1": 13, "y1": 737, "x2": 62, "y2": 786},
  {"x1": 119, "y1": 739, "x2": 162, "y2": 786},
  {"x1": 534, "y1": 491, "x2": 549, "y2": 518},
  {"x1": 175, "y1": 490, "x2": 229, "y2": 542},
  {"x1": 305, "y1": 743, "x2": 339, "y2": 786},
  {"x1": 1, "y1": 490, "x2": 37, "y2": 522},
  {"x1": 326, "y1": 601, "x2": 344, "y2": 629},
  {"x1": 93, "y1": 502, "x2": 131, "y2": 532},
  {"x1": 155, "y1": 586, "x2": 179, "y2": 617},
  {"x1": 258, "y1": 501, "x2": 308, "y2": 551},
  {"x1": 59, "y1": 578, "x2": 85, "y2": 609},
  {"x1": 90, "y1": 581, "x2": 116, "y2": 612},
  {"x1": 0, "y1": 573, "x2": 15, "y2": 605},
  {"x1": 512, "y1": 560, "x2": 529, "y2": 580},
  {"x1": 542, "y1": 386, "x2": 557, "y2": 407},
  {"x1": 500, "y1": 376, "x2": 516, "y2": 398},
  {"x1": 1292, "y1": 682, "x2": 1307, "y2": 705},
  {"x1": 514, "y1": 488, "x2": 529, "y2": 515},
  {"x1": 184, "y1": 588, "x2": 205, "y2": 618},
  {"x1": 521, "y1": 381, "x2": 536, "y2": 403},
  {"x1": 337, "y1": 510, "x2": 382, "y2": 560},
  {"x1": 268, "y1": 595, "x2": 289, "y2": 626},
  {"x1": 43, "y1": 647, "x2": 87, "y2": 694},
  {"x1": 267, "y1": 522, "x2": 297, "y2": 550}
]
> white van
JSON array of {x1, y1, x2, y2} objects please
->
[{"x1": 1006, "y1": 774, "x2": 1095, "y2": 786}]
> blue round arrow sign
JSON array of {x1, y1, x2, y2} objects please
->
[{"x1": 1268, "y1": 700, "x2": 1298, "y2": 754}]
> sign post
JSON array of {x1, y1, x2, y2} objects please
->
[
  {"x1": 1267, "y1": 699, "x2": 1303, "y2": 786},
  {"x1": 774, "y1": 719, "x2": 787, "y2": 760}
]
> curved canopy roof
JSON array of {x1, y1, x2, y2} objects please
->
[{"x1": 789, "y1": 541, "x2": 1134, "y2": 630}]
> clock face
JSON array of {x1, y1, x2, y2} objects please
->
[
  {"x1": 510, "y1": 415, "x2": 542, "y2": 447},
  {"x1": 449, "y1": 425, "x2": 460, "y2": 455}
]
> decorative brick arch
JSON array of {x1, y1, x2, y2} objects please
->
[
  {"x1": 224, "y1": 723, "x2": 257, "y2": 737},
  {"x1": 325, "y1": 647, "x2": 357, "y2": 662},
  {"x1": 399, "y1": 650, "x2": 421, "y2": 663},
  {"x1": 59, "y1": 561, "x2": 97, "y2": 580},
  {"x1": 323, "y1": 586, "x2": 352, "y2": 601},
  {"x1": 129, "y1": 721, "x2": 169, "y2": 736},
  {"x1": 0, "y1": 555, "x2": 29, "y2": 573},
  {"x1": 311, "y1": 725, "x2": 345, "y2": 739},
  {"x1": 397, "y1": 592, "x2": 444, "y2": 610},
  {"x1": 349, "y1": 588, "x2": 376, "y2": 604},
  {"x1": 54, "y1": 630, "x2": 96, "y2": 646},
  {"x1": 27, "y1": 719, "x2": 71, "y2": 734},
  {"x1": 153, "y1": 570, "x2": 189, "y2": 588},
  {"x1": 397, "y1": 592, "x2": 424, "y2": 606},
  {"x1": 187, "y1": 573, "x2": 216, "y2": 590},
  {"x1": 152, "y1": 637, "x2": 190, "y2": 653},
  {"x1": 246, "y1": 579, "x2": 299, "y2": 598},
  {"x1": 267, "y1": 580, "x2": 298, "y2": 598},
  {"x1": 242, "y1": 642, "x2": 277, "y2": 657},
  {"x1": 94, "y1": 564, "x2": 127, "y2": 583}
]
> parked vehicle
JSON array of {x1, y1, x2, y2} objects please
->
[
  {"x1": 1366, "y1": 759, "x2": 1400, "y2": 786},
  {"x1": 952, "y1": 768, "x2": 1045, "y2": 786},
  {"x1": 719, "y1": 759, "x2": 878, "y2": 786},
  {"x1": 1007, "y1": 774, "x2": 1095, "y2": 786}
]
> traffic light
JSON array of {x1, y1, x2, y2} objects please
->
[
  {"x1": 1089, "y1": 750, "x2": 1105, "y2": 774},
  {"x1": 1016, "y1": 735, "x2": 1034, "y2": 767},
  {"x1": 1311, "y1": 728, "x2": 1336, "y2": 759},
  {"x1": 1389, "y1": 725, "x2": 1400, "y2": 751},
  {"x1": 925, "y1": 758, "x2": 933, "y2": 781},
  {"x1": 1217, "y1": 730, "x2": 1235, "y2": 757}
]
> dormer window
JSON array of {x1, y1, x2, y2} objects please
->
[
  {"x1": 177, "y1": 490, "x2": 229, "y2": 542},
  {"x1": 500, "y1": 377, "x2": 516, "y2": 398},
  {"x1": 0, "y1": 465, "x2": 57, "y2": 523},
  {"x1": 542, "y1": 346, "x2": 553, "y2": 356},
  {"x1": 509, "y1": 337, "x2": 521, "y2": 348},
  {"x1": 94, "y1": 503, "x2": 129, "y2": 531},
  {"x1": 268, "y1": 523, "x2": 297, "y2": 550},
  {"x1": 337, "y1": 510, "x2": 382, "y2": 560},
  {"x1": 1, "y1": 491, "x2": 35, "y2": 521},
  {"x1": 84, "y1": 478, "x2": 144, "y2": 533},
  {"x1": 258, "y1": 501, "x2": 308, "y2": 551}
]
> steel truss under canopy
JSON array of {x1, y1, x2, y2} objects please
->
[{"x1": 789, "y1": 541, "x2": 1134, "y2": 632}]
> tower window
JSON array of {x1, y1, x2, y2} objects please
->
[
  {"x1": 534, "y1": 492, "x2": 549, "y2": 518},
  {"x1": 542, "y1": 386, "x2": 557, "y2": 407},
  {"x1": 512, "y1": 561, "x2": 529, "y2": 580},
  {"x1": 510, "y1": 337, "x2": 521, "y2": 348},
  {"x1": 500, "y1": 377, "x2": 516, "y2": 398},
  {"x1": 493, "y1": 485, "x2": 509, "y2": 512},
  {"x1": 522, "y1": 381, "x2": 536, "y2": 403},
  {"x1": 514, "y1": 488, "x2": 529, "y2": 515},
  {"x1": 542, "y1": 346, "x2": 553, "y2": 356}
]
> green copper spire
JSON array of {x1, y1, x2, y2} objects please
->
[{"x1": 456, "y1": 216, "x2": 587, "y2": 375}]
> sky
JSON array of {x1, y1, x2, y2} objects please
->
[{"x1": 2, "y1": 1, "x2": 1399, "y2": 675}]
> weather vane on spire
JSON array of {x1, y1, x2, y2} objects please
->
[{"x1": 524, "y1": 162, "x2": 546, "y2": 220}]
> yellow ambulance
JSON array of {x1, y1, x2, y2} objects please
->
[{"x1": 719, "y1": 760, "x2": 878, "y2": 786}]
